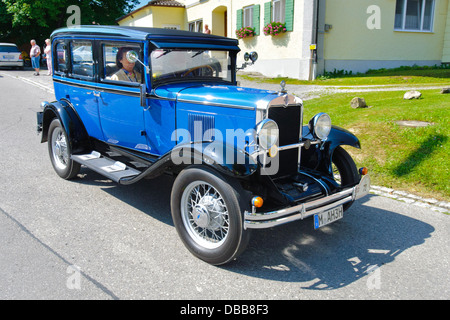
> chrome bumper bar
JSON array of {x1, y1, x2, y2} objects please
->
[{"x1": 244, "y1": 175, "x2": 371, "y2": 229}]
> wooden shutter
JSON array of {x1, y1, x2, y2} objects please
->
[
  {"x1": 236, "y1": 9, "x2": 243, "y2": 30},
  {"x1": 253, "y1": 4, "x2": 261, "y2": 35},
  {"x1": 285, "y1": 0, "x2": 294, "y2": 31},
  {"x1": 264, "y1": 2, "x2": 272, "y2": 25}
]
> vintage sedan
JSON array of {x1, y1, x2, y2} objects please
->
[{"x1": 37, "y1": 26, "x2": 370, "y2": 265}]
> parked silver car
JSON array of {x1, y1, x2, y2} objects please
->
[{"x1": 0, "y1": 43, "x2": 24, "y2": 69}]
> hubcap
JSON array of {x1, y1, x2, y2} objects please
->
[
  {"x1": 181, "y1": 182, "x2": 229, "y2": 249},
  {"x1": 51, "y1": 127, "x2": 69, "y2": 170}
]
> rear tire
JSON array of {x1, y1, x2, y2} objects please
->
[
  {"x1": 171, "y1": 166, "x2": 251, "y2": 265},
  {"x1": 48, "y1": 118, "x2": 80, "y2": 180}
]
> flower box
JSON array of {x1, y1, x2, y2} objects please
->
[
  {"x1": 236, "y1": 26, "x2": 256, "y2": 39},
  {"x1": 263, "y1": 22, "x2": 287, "y2": 36}
]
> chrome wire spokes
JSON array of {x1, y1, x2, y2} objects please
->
[
  {"x1": 181, "y1": 181, "x2": 229, "y2": 249},
  {"x1": 51, "y1": 127, "x2": 69, "y2": 170}
]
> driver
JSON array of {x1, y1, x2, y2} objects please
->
[{"x1": 110, "y1": 47, "x2": 142, "y2": 82}]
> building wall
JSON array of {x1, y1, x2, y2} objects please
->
[
  {"x1": 117, "y1": 0, "x2": 449, "y2": 78},
  {"x1": 443, "y1": 0, "x2": 450, "y2": 62},
  {"x1": 119, "y1": 7, "x2": 154, "y2": 26},
  {"x1": 153, "y1": 7, "x2": 186, "y2": 29},
  {"x1": 118, "y1": 6, "x2": 185, "y2": 29},
  {"x1": 231, "y1": 0, "x2": 314, "y2": 80},
  {"x1": 323, "y1": 0, "x2": 449, "y2": 73}
]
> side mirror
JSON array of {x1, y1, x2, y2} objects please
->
[
  {"x1": 126, "y1": 50, "x2": 139, "y2": 63},
  {"x1": 126, "y1": 50, "x2": 150, "y2": 75}
]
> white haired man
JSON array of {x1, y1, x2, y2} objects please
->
[{"x1": 30, "y1": 39, "x2": 41, "y2": 76}]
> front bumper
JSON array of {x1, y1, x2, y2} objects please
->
[{"x1": 244, "y1": 174, "x2": 371, "y2": 229}]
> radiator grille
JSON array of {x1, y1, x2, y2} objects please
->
[{"x1": 268, "y1": 105, "x2": 302, "y2": 178}]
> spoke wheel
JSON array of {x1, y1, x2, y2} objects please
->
[
  {"x1": 47, "y1": 119, "x2": 80, "y2": 180},
  {"x1": 181, "y1": 181, "x2": 229, "y2": 249},
  {"x1": 171, "y1": 166, "x2": 251, "y2": 265}
]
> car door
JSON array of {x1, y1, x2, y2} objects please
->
[
  {"x1": 96, "y1": 42, "x2": 149, "y2": 152},
  {"x1": 56, "y1": 39, "x2": 104, "y2": 141}
]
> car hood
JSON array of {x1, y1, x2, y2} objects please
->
[{"x1": 154, "y1": 82, "x2": 279, "y2": 110}]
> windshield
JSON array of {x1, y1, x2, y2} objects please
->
[{"x1": 150, "y1": 49, "x2": 232, "y2": 85}]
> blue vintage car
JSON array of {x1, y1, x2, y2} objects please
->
[{"x1": 37, "y1": 26, "x2": 370, "y2": 265}]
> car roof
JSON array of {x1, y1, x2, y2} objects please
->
[
  {"x1": 51, "y1": 25, "x2": 240, "y2": 51},
  {"x1": 0, "y1": 43, "x2": 18, "y2": 46}
]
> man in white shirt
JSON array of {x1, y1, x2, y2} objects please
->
[{"x1": 30, "y1": 39, "x2": 41, "y2": 76}]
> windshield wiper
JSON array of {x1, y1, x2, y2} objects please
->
[
  {"x1": 155, "y1": 49, "x2": 172, "y2": 59},
  {"x1": 191, "y1": 50, "x2": 204, "y2": 58}
]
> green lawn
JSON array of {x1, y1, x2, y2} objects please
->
[
  {"x1": 303, "y1": 89, "x2": 450, "y2": 201},
  {"x1": 239, "y1": 66, "x2": 450, "y2": 86}
]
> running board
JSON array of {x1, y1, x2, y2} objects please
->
[{"x1": 72, "y1": 151, "x2": 141, "y2": 183}]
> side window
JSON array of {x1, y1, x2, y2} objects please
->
[
  {"x1": 70, "y1": 41, "x2": 94, "y2": 79},
  {"x1": 54, "y1": 42, "x2": 68, "y2": 74},
  {"x1": 102, "y1": 43, "x2": 142, "y2": 84}
]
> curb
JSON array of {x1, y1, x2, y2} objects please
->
[{"x1": 370, "y1": 185, "x2": 449, "y2": 214}]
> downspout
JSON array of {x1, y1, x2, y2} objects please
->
[{"x1": 309, "y1": 0, "x2": 319, "y2": 80}]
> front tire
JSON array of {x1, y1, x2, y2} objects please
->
[
  {"x1": 48, "y1": 118, "x2": 80, "y2": 180},
  {"x1": 171, "y1": 166, "x2": 251, "y2": 265},
  {"x1": 331, "y1": 146, "x2": 360, "y2": 211}
]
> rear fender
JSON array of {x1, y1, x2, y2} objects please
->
[{"x1": 40, "y1": 100, "x2": 90, "y2": 154}]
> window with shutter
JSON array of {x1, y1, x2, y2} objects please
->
[
  {"x1": 285, "y1": 0, "x2": 294, "y2": 31},
  {"x1": 236, "y1": 9, "x2": 243, "y2": 30},
  {"x1": 237, "y1": 5, "x2": 261, "y2": 36},
  {"x1": 264, "y1": 0, "x2": 294, "y2": 31}
]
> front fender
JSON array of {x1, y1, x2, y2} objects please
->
[
  {"x1": 40, "y1": 100, "x2": 90, "y2": 154},
  {"x1": 327, "y1": 125, "x2": 361, "y2": 151},
  {"x1": 170, "y1": 141, "x2": 258, "y2": 178},
  {"x1": 301, "y1": 125, "x2": 360, "y2": 173}
]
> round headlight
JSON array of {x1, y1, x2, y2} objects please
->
[
  {"x1": 256, "y1": 119, "x2": 279, "y2": 150},
  {"x1": 309, "y1": 113, "x2": 331, "y2": 140}
]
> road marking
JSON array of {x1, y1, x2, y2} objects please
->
[{"x1": 0, "y1": 72, "x2": 54, "y2": 94}]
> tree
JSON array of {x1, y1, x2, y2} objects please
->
[{"x1": 0, "y1": 0, "x2": 139, "y2": 47}]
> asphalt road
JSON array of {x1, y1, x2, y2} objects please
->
[{"x1": 0, "y1": 68, "x2": 449, "y2": 301}]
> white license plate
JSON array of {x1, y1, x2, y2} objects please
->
[
  {"x1": 2, "y1": 55, "x2": 14, "y2": 60},
  {"x1": 314, "y1": 205, "x2": 343, "y2": 229}
]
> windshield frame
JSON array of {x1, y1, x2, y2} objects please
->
[{"x1": 149, "y1": 47, "x2": 237, "y2": 87}]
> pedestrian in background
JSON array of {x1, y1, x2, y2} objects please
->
[
  {"x1": 30, "y1": 39, "x2": 41, "y2": 76},
  {"x1": 44, "y1": 39, "x2": 52, "y2": 75}
]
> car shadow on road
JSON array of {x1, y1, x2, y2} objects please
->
[
  {"x1": 73, "y1": 168, "x2": 176, "y2": 226},
  {"x1": 73, "y1": 171, "x2": 434, "y2": 289},
  {"x1": 228, "y1": 194, "x2": 434, "y2": 289}
]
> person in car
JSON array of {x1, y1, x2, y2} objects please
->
[{"x1": 110, "y1": 47, "x2": 141, "y2": 82}]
